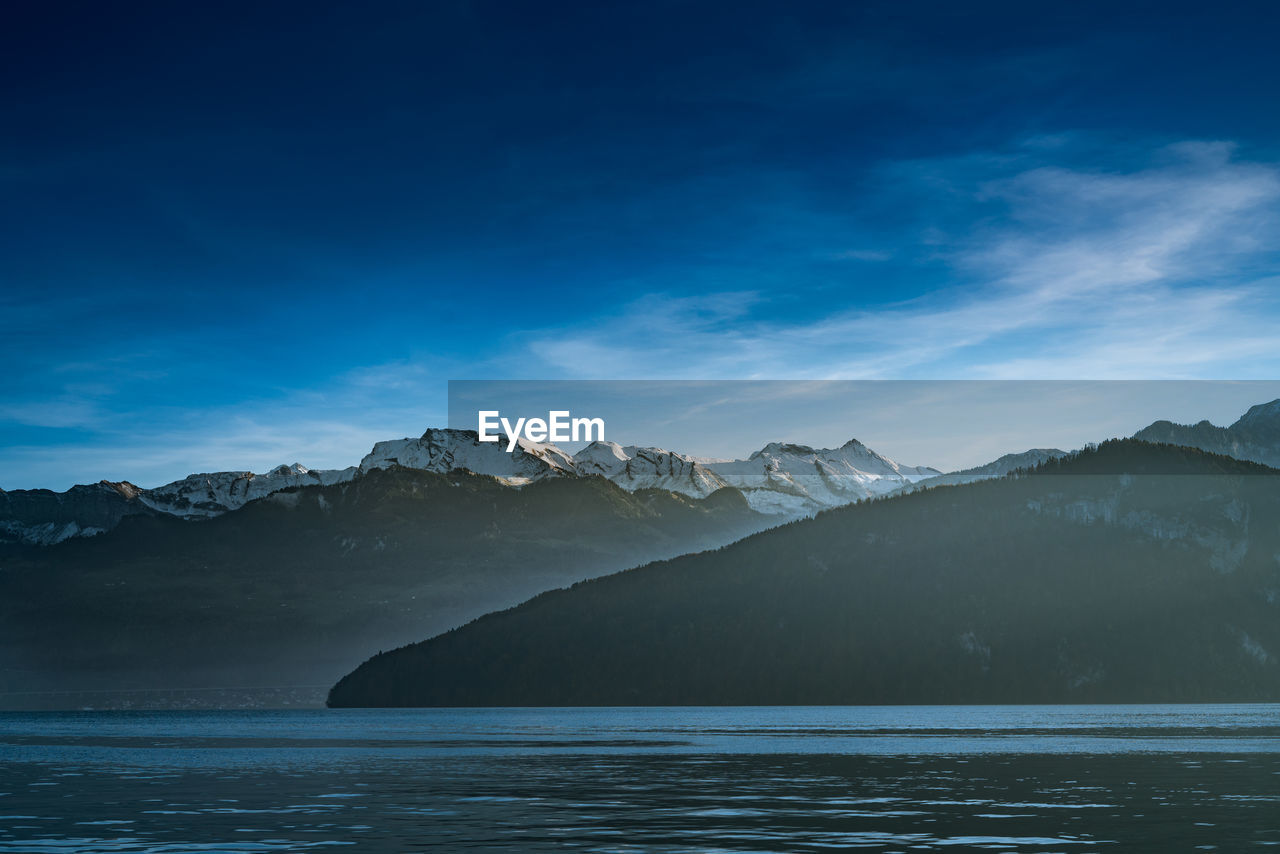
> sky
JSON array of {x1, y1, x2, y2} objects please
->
[{"x1": 4, "y1": 1, "x2": 1280, "y2": 489}]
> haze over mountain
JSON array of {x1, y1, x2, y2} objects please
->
[
  {"x1": 329, "y1": 440, "x2": 1280, "y2": 707},
  {"x1": 0, "y1": 467, "x2": 765, "y2": 709},
  {"x1": 891, "y1": 448, "x2": 1070, "y2": 494},
  {"x1": 9, "y1": 399, "x2": 1280, "y2": 709}
]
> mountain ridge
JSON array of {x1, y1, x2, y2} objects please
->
[
  {"x1": 1133, "y1": 397, "x2": 1280, "y2": 467},
  {"x1": 328, "y1": 439, "x2": 1280, "y2": 708},
  {"x1": 9, "y1": 396, "x2": 1280, "y2": 546},
  {"x1": 1, "y1": 429, "x2": 939, "y2": 544}
]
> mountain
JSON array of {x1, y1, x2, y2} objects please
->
[
  {"x1": 891, "y1": 448, "x2": 1069, "y2": 494},
  {"x1": 572, "y1": 442, "x2": 729, "y2": 497},
  {"x1": 0, "y1": 429, "x2": 556, "y2": 544},
  {"x1": 702, "y1": 439, "x2": 940, "y2": 514},
  {"x1": 0, "y1": 481, "x2": 156, "y2": 546},
  {"x1": 0, "y1": 466, "x2": 354, "y2": 545},
  {"x1": 1134, "y1": 399, "x2": 1280, "y2": 467},
  {"x1": 8, "y1": 399, "x2": 1278, "y2": 545},
  {"x1": 139, "y1": 463, "x2": 358, "y2": 518},
  {"x1": 571, "y1": 439, "x2": 939, "y2": 514},
  {"x1": 0, "y1": 467, "x2": 766, "y2": 709},
  {"x1": 1, "y1": 430, "x2": 938, "y2": 544},
  {"x1": 328, "y1": 440, "x2": 1280, "y2": 707},
  {"x1": 951, "y1": 448, "x2": 1068, "y2": 476},
  {"x1": 0, "y1": 430, "x2": 583, "y2": 545},
  {"x1": 360, "y1": 427, "x2": 577, "y2": 483}
]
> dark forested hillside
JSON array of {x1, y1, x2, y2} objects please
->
[
  {"x1": 329, "y1": 440, "x2": 1280, "y2": 707},
  {"x1": 0, "y1": 468, "x2": 765, "y2": 707}
]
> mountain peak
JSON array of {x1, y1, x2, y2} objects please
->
[
  {"x1": 1132, "y1": 398, "x2": 1280, "y2": 468},
  {"x1": 101, "y1": 480, "x2": 144, "y2": 500},
  {"x1": 363, "y1": 428, "x2": 576, "y2": 482},
  {"x1": 749, "y1": 441, "x2": 817, "y2": 459},
  {"x1": 952, "y1": 448, "x2": 1067, "y2": 477},
  {"x1": 572, "y1": 440, "x2": 631, "y2": 467},
  {"x1": 268, "y1": 463, "x2": 310, "y2": 478},
  {"x1": 5, "y1": 426, "x2": 945, "y2": 543},
  {"x1": 1233, "y1": 398, "x2": 1280, "y2": 429},
  {"x1": 418, "y1": 427, "x2": 480, "y2": 444}
]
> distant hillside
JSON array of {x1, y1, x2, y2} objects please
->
[
  {"x1": 890, "y1": 448, "x2": 1068, "y2": 495},
  {"x1": 0, "y1": 467, "x2": 765, "y2": 708},
  {"x1": 329, "y1": 440, "x2": 1280, "y2": 707},
  {"x1": 1134, "y1": 398, "x2": 1280, "y2": 468}
]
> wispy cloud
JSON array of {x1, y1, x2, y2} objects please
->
[
  {"x1": 522, "y1": 140, "x2": 1280, "y2": 380},
  {"x1": 7, "y1": 139, "x2": 1280, "y2": 489}
]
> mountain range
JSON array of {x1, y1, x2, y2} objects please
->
[
  {"x1": 0, "y1": 428, "x2": 970, "y2": 708},
  {"x1": 4, "y1": 398, "x2": 1280, "y2": 709},
  {"x1": 1, "y1": 430, "x2": 942, "y2": 545},
  {"x1": 329, "y1": 439, "x2": 1280, "y2": 707},
  {"x1": 1134, "y1": 399, "x2": 1280, "y2": 468},
  {"x1": 32, "y1": 393, "x2": 1279, "y2": 547}
]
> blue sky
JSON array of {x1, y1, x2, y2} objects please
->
[{"x1": 4, "y1": 1, "x2": 1280, "y2": 488}]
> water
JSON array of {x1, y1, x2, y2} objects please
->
[{"x1": 1, "y1": 705, "x2": 1278, "y2": 851}]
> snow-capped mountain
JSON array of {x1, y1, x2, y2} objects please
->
[
  {"x1": 703, "y1": 439, "x2": 941, "y2": 514},
  {"x1": 22, "y1": 396, "x2": 1280, "y2": 546},
  {"x1": 1, "y1": 428, "x2": 945, "y2": 544},
  {"x1": 572, "y1": 438, "x2": 941, "y2": 514},
  {"x1": 572, "y1": 441, "x2": 729, "y2": 497},
  {"x1": 0, "y1": 480, "x2": 155, "y2": 546},
  {"x1": 359, "y1": 428, "x2": 576, "y2": 484},
  {"x1": 140, "y1": 463, "x2": 359, "y2": 518}
]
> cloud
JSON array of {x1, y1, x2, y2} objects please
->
[
  {"x1": 521, "y1": 140, "x2": 1280, "y2": 380},
  {"x1": 526, "y1": 292, "x2": 763, "y2": 378},
  {"x1": 8, "y1": 138, "x2": 1280, "y2": 489}
]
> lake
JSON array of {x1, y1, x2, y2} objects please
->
[{"x1": 1, "y1": 705, "x2": 1278, "y2": 851}]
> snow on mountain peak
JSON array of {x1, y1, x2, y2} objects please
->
[
  {"x1": 269, "y1": 463, "x2": 311, "y2": 477},
  {"x1": 19, "y1": 396, "x2": 1280, "y2": 544},
  {"x1": 359, "y1": 427, "x2": 575, "y2": 485},
  {"x1": 705, "y1": 439, "x2": 940, "y2": 514},
  {"x1": 572, "y1": 441, "x2": 728, "y2": 497},
  {"x1": 749, "y1": 441, "x2": 816, "y2": 460},
  {"x1": 571, "y1": 440, "x2": 632, "y2": 469},
  {"x1": 5, "y1": 424, "x2": 953, "y2": 543},
  {"x1": 140, "y1": 463, "x2": 357, "y2": 518}
]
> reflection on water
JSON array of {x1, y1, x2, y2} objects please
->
[{"x1": 1, "y1": 705, "x2": 1278, "y2": 851}]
